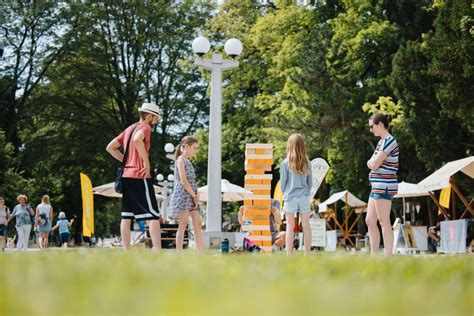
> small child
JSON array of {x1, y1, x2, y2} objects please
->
[
  {"x1": 168, "y1": 136, "x2": 204, "y2": 252},
  {"x1": 52, "y1": 212, "x2": 74, "y2": 248},
  {"x1": 280, "y1": 134, "x2": 313, "y2": 255}
]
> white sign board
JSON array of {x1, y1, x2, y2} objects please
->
[
  {"x1": 325, "y1": 230, "x2": 337, "y2": 252},
  {"x1": 310, "y1": 158, "x2": 330, "y2": 199},
  {"x1": 439, "y1": 219, "x2": 467, "y2": 253},
  {"x1": 310, "y1": 218, "x2": 326, "y2": 247}
]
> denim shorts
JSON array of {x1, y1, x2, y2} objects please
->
[
  {"x1": 284, "y1": 195, "x2": 311, "y2": 213},
  {"x1": 369, "y1": 192, "x2": 394, "y2": 201}
]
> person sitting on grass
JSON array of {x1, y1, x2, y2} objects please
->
[
  {"x1": 52, "y1": 212, "x2": 74, "y2": 248},
  {"x1": 238, "y1": 199, "x2": 283, "y2": 250}
]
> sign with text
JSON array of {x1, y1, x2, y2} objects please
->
[
  {"x1": 310, "y1": 218, "x2": 326, "y2": 247},
  {"x1": 310, "y1": 158, "x2": 330, "y2": 199}
]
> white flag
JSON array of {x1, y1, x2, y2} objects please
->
[{"x1": 310, "y1": 158, "x2": 330, "y2": 199}]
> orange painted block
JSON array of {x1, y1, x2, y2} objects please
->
[
  {"x1": 255, "y1": 200, "x2": 271, "y2": 206},
  {"x1": 261, "y1": 240, "x2": 272, "y2": 246},
  {"x1": 245, "y1": 215, "x2": 269, "y2": 221},
  {"x1": 245, "y1": 165, "x2": 272, "y2": 172},
  {"x1": 252, "y1": 219, "x2": 270, "y2": 226},
  {"x1": 244, "y1": 210, "x2": 270, "y2": 216},
  {"x1": 256, "y1": 149, "x2": 265, "y2": 154},
  {"x1": 249, "y1": 231, "x2": 261, "y2": 236},
  {"x1": 261, "y1": 189, "x2": 271, "y2": 195},
  {"x1": 244, "y1": 205, "x2": 270, "y2": 211},
  {"x1": 244, "y1": 200, "x2": 253, "y2": 206},
  {"x1": 247, "y1": 169, "x2": 265, "y2": 174},
  {"x1": 261, "y1": 231, "x2": 272, "y2": 236},
  {"x1": 245, "y1": 179, "x2": 261, "y2": 185},
  {"x1": 262, "y1": 179, "x2": 271, "y2": 185}
]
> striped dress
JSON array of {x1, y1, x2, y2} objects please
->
[{"x1": 369, "y1": 135, "x2": 399, "y2": 195}]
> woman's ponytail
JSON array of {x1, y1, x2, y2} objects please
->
[{"x1": 175, "y1": 144, "x2": 183, "y2": 159}]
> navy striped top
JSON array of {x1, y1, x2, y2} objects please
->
[{"x1": 369, "y1": 135, "x2": 399, "y2": 195}]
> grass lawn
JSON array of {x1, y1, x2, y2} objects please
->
[{"x1": 1, "y1": 249, "x2": 473, "y2": 316}]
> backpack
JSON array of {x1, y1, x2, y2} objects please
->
[{"x1": 37, "y1": 213, "x2": 48, "y2": 227}]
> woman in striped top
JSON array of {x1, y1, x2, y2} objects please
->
[{"x1": 366, "y1": 114, "x2": 399, "y2": 256}]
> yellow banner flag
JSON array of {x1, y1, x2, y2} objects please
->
[
  {"x1": 438, "y1": 185, "x2": 451, "y2": 214},
  {"x1": 80, "y1": 173, "x2": 94, "y2": 237}
]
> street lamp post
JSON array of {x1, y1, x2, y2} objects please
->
[
  {"x1": 156, "y1": 143, "x2": 176, "y2": 221},
  {"x1": 192, "y1": 36, "x2": 243, "y2": 232},
  {"x1": 156, "y1": 173, "x2": 175, "y2": 221}
]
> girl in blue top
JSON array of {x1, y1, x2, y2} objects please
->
[
  {"x1": 280, "y1": 134, "x2": 313, "y2": 256},
  {"x1": 52, "y1": 212, "x2": 74, "y2": 248},
  {"x1": 366, "y1": 114, "x2": 399, "y2": 256}
]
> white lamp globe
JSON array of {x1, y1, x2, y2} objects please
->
[
  {"x1": 167, "y1": 174, "x2": 175, "y2": 182},
  {"x1": 224, "y1": 38, "x2": 243, "y2": 58},
  {"x1": 164, "y1": 143, "x2": 175, "y2": 153},
  {"x1": 156, "y1": 174, "x2": 164, "y2": 182},
  {"x1": 192, "y1": 36, "x2": 210, "y2": 57}
]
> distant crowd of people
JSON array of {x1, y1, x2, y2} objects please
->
[{"x1": 0, "y1": 194, "x2": 75, "y2": 251}]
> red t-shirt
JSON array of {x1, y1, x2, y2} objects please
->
[{"x1": 115, "y1": 122, "x2": 152, "y2": 179}]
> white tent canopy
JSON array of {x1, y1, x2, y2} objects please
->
[
  {"x1": 198, "y1": 179, "x2": 252, "y2": 202},
  {"x1": 418, "y1": 156, "x2": 474, "y2": 191},
  {"x1": 318, "y1": 190, "x2": 367, "y2": 213},
  {"x1": 93, "y1": 182, "x2": 165, "y2": 200},
  {"x1": 394, "y1": 181, "x2": 431, "y2": 198}
]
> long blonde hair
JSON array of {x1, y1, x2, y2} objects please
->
[
  {"x1": 287, "y1": 133, "x2": 309, "y2": 175},
  {"x1": 42, "y1": 195, "x2": 50, "y2": 204},
  {"x1": 175, "y1": 136, "x2": 198, "y2": 159}
]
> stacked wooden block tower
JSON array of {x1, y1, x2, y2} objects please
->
[{"x1": 242, "y1": 144, "x2": 273, "y2": 252}]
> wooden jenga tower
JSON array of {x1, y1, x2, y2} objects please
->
[{"x1": 242, "y1": 144, "x2": 273, "y2": 252}]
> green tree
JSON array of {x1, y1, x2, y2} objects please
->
[
  {"x1": 426, "y1": 0, "x2": 474, "y2": 134},
  {"x1": 0, "y1": 0, "x2": 80, "y2": 145},
  {"x1": 9, "y1": 1, "x2": 215, "y2": 237},
  {"x1": 389, "y1": 0, "x2": 473, "y2": 174},
  {"x1": 0, "y1": 130, "x2": 27, "y2": 204}
]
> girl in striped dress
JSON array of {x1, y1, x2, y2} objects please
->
[{"x1": 366, "y1": 114, "x2": 399, "y2": 256}]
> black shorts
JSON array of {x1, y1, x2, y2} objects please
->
[
  {"x1": 0, "y1": 224, "x2": 6, "y2": 236},
  {"x1": 121, "y1": 178, "x2": 160, "y2": 221}
]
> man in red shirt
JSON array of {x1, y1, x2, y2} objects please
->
[{"x1": 106, "y1": 103, "x2": 162, "y2": 250}]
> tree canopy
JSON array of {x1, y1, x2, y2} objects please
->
[{"x1": 0, "y1": 0, "x2": 472, "y2": 236}]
